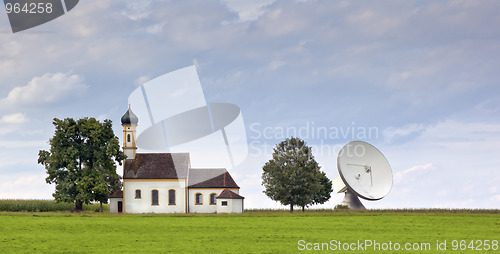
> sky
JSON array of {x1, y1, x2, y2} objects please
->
[{"x1": 0, "y1": 0, "x2": 499, "y2": 209}]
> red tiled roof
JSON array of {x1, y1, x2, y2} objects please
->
[
  {"x1": 123, "y1": 153, "x2": 189, "y2": 179},
  {"x1": 188, "y1": 168, "x2": 239, "y2": 188},
  {"x1": 216, "y1": 188, "x2": 244, "y2": 199},
  {"x1": 109, "y1": 190, "x2": 123, "y2": 198}
]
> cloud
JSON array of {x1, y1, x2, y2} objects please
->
[
  {"x1": 96, "y1": 114, "x2": 109, "y2": 122},
  {"x1": 146, "y1": 22, "x2": 167, "y2": 34},
  {"x1": 384, "y1": 120, "x2": 500, "y2": 147},
  {"x1": 0, "y1": 72, "x2": 88, "y2": 108},
  {"x1": 121, "y1": 1, "x2": 152, "y2": 21},
  {"x1": 266, "y1": 59, "x2": 286, "y2": 71},
  {"x1": 0, "y1": 113, "x2": 31, "y2": 135},
  {"x1": 384, "y1": 124, "x2": 425, "y2": 144},
  {"x1": 0, "y1": 173, "x2": 54, "y2": 199},
  {"x1": 379, "y1": 118, "x2": 500, "y2": 208},
  {"x1": 0, "y1": 113, "x2": 29, "y2": 124},
  {"x1": 394, "y1": 163, "x2": 435, "y2": 184},
  {"x1": 416, "y1": 120, "x2": 500, "y2": 152},
  {"x1": 0, "y1": 126, "x2": 16, "y2": 135},
  {"x1": 0, "y1": 140, "x2": 47, "y2": 148},
  {"x1": 221, "y1": 0, "x2": 275, "y2": 22}
]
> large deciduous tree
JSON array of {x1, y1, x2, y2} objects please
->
[
  {"x1": 38, "y1": 118, "x2": 125, "y2": 211},
  {"x1": 261, "y1": 137, "x2": 333, "y2": 212}
]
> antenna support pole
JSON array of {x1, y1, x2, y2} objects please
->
[{"x1": 340, "y1": 189, "x2": 366, "y2": 210}]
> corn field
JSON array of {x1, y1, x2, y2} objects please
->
[{"x1": 0, "y1": 200, "x2": 108, "y2": 212}]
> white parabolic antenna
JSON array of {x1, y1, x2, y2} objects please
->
[{"x1": 332, "y1": 141, "x2": 393, "y2": 209}]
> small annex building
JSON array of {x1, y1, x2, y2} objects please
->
[{"x1": 109, "y1": 107, "x2": 244, "y2": 214}]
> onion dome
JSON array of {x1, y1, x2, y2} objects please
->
[{"x1": 121, "y1": 105, "x2": 138, "y2": 125}]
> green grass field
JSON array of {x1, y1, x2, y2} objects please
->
[{"x1": 1, "y1": 210, "x2": 499, "y2": 253}]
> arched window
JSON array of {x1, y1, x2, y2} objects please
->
[
  {"x1": 209, "y1": 193, "x2": 217, "y2": 205},
  {"x1": 135, "y1": 189, "x2": 141, "y2": 199},
  {"x1": 151, "y1": 190, "x2": 159, "y2": 205},
  {"x1": 168, "y1": 189, "x2": 176, "y2": 205},
  {"x1": 127, "y1": 134, "x2": 131, "y2": 142},
  {"x1": 195, "y1": 193, "x2": 203, "y2": 205}
]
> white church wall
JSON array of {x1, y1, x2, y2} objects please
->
[
  {"x1": 232, "y1": 199, "x2": 243, "y2": 213},
  {"x1": 216, "y1": 198, "x2": 231, "y2": 213},
  {"x1": 124, "y1": 180, "x2": 186, "y2": 213},
  {"x1": 216, "y1": 199, "x2": 243, "y2": 214},
  {"x1": 231, "y1": 199, "x2": 243, "y2": 213},
  {"x1": 188, "y1": 188, "x2": 233, "y2": 213},
  {"x1": 109, "y1": 198, "x2": 123, "y2": 213}
]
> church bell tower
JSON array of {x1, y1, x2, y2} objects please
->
[{"x1": 121, "y1": 105, "x2": 138, "y2": 160}]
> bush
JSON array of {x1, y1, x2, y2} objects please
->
[{"x1": 334, "y1": 204, "x2": 349, "y2": 210}]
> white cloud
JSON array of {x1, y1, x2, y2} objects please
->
[
  {"x1": 121, "y1": 1, "x2": 152, "y2": 21},
  {"x1": 0, "y1": 113, "x2": 29, "y2": 124},
  {"x1": 0, "y1": 41, "x2": 21, "y2": 58},
  {"x1": 383, "y1": 124, "x2": 425, "y2": 144},
  {"x1": 96, "y1": 114, "x2": 108, "y2": 122},
  {"x1": 146, "y1": 22, "x2": 167, "y2": 34},
  {"x1": 0, "y1": 72, "x2": 88, "y2": 108},
  {"x1": 266, "y1": 59, "x2": 286, "y2": 71},
  {"x1": 0, "y1": 113, "x2": 31, "y2": 135},
  {"x1": 416, "y1": 120, "x2": 500, "y2": 153},
  {"x1": 394, "y1": 163, "x2": 435, "y2": 184},
  {"x1": 0, "y1": 140, "x2": 47, "y2": 148},
  {"x1": 221, "y1": 0, "x2": 275, "y2": 22},
  {"x1": 256, "y1": 7, "x2": 309, "y2": 37},
  {"x1": 0, "y1": 173, "x2": 54, "y2": 199},
  {"x1": 0, "y1": 126, "x2": 16, "y2": 135},
  {"x1": 384, "y1": 120, "x2": 500, "y2": 146},
  {"x1": 379, "y1": 119, "x2": 500, "y2": 209}
]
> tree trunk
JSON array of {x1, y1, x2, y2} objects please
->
[
  {"x1": 100, "y1": 202, "x2": 103, "y2": 212},
  {"x1": 290, "y1": 204, "x2": 293, "y2": 213},
  {"x1": 75, "y1": 200, "x2": 83, "y2": 212},
  {"x1": 302, "y1": 206, "x2": 305, "y2": 212}
]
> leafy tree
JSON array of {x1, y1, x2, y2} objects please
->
[
  {"x1": 310, "y1": 171, "x2": 333, "y2": 208},
  {"x1": 261, "y1": 137, "x2": 332, "y2": 212},
  {"x1": 38, "y1": 118, "x2": 125, "y2": 211}
]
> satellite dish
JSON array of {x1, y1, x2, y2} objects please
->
[{"x1": 332, "y1": 141, "x2": 393, "y2": 209}]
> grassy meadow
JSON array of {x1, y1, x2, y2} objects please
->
[{"x1": 0, "y1": 208, "x2": 499, "y2": 253}]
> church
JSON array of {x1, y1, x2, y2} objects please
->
[{"x1": 109, "y1": 107, "x2": 244, "y2": 213}]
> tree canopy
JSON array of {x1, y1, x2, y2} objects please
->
[
  {"x1": 38, "y1": 117, "x2": 125, "y2": 211},
  {"x1": 261, "y1": 137, "x2": 333, "y2": 212}
]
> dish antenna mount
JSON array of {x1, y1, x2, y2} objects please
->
[{"x1": 332, "y1": 141, "x2": 393, "y2": 209}]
